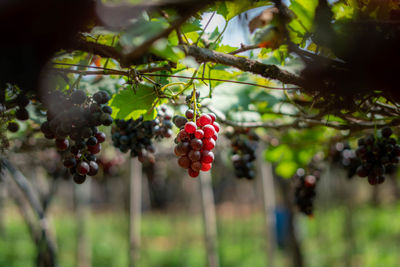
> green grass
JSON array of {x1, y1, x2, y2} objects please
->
[{"x1": 1, "y1": 204, "x2": 400, "y2": 266}]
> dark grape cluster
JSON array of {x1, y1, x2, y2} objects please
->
[
  {"x1": 355, "y1": 127, "x2": 400, "y2": 185},
  {"x1": 173, "y1": 106, "x2": 220, "y2": 178},
  {"x1": 111, "y1": 106, "x2": 173, "y2": 163},
  {"x1": 225, "y1": 128, "x2": 259, "y2": 179},
  {"x1": 40, "y1": 90, "x2": 111, "y2": 184},
  {"x1": 0, "y1": 85, "x2": 31, "y2": 137},
  {"x1": 293, "y1": 167, "x2": 321, "y2": 216},
  {"x1": 153, "y1": 106, "x2": 173, "y2": 140},
  {"x1": 329, "y1": 142, "x2": 361, "y2": 178}
]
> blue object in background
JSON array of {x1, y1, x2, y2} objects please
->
[{"x1": 275, "y1": 207, "x2": 290, "y2": 249}]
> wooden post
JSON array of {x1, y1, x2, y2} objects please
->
[
  {"x1": 257, "y1": 145, "x2": 276, "y2": 267},
  {"x1": 129, "y1": 158, "x2": 142, "y2": 267},
  {"x1": 199, "y1": 171, "x2": 219, "y2": 267}
]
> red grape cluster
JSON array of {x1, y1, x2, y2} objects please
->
[
  {"x1": 173, "y1": 109, "x2": 220, "y2": 178},
  {"x1": 355, "y1": 127, "x2": 400, "y2": 185},
  {"x1": 40, "y1": 90, "x2": 111, "y2": 184},
  {"x1": 293, "y1": 167, "x2": 320, "y2": 216}
]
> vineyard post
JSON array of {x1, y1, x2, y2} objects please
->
[
  {"x1": 129, "y1": 158, "x2": 142, "y2": 267},
  {"x1": 199, "y1": 171, "x2": 219, "y2": 267},
  {"x1": 257, "y1": 144, "x2": 277, "y2": 267}
]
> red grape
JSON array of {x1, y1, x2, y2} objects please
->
[
  {"x1": 304, "y1": 175, "x2": 316, "y2": 187},
  {"x1": 73, "y1": 174, "x2": 86, "y2": 184},
  {"x1": 203, "y1": 138, "x2": 215, "y2": 150},
  {"x1": 212, "y1": 122, "x2": 220, "y2": 133},
  {"x1": 184, "y1": 122, "x2": 197, "y2": 134},
  {"x1": 201, "y1": 150, "x2": 214, "y2": 164},
  {"x1": 77, "y1": 162, "x2": 90, "y2": 175},
  {"x1": 88, "y1": 161, "x2": 99, "y2": 176},
  {"x1": 185, "y1": 109, "x2": 194, "y2": 119},
  {"x1": 56, "y1": 139, "x2": 69, "y2": 151},
  {"x1": 188, "y1": 150, "x2": 201, "y2": 161},
  {"x1": 203, "y1": 125, "x2": 216, "y2": 138},
  {"x1": 212, "y1": 133, "x2": 218, "y2": 141},
  {"x1": 63, "y1": 156, "x2": 76, "y2": 168},
  {"x1": 178, "y1": 130, "x2": 190, "y2": 142},
  {"x1": 178, "y1": 156, "x2": 191, "y2": 169},
  {"x1": 95, "y1": 132, "x2": 106, "y2": 143},
  {"x1": 188, "y1": 168, "x2": 199, "y2": 178},
  {"x1": 201, "y1": 163, "x2": 212, "y2": 172},
  {"x1": 199, "y1": 114, "x2": 212, "y2": 126},
  {"x1": 208, "y1": 113, "x2": 216, "y2": 123},
  {"x1": 175, "y1": 142, "x2": 190, "y2": 156},
  {"x1": 88, "y1": 143, "x2": 101, "y2": 154},
  {"x1": 190, "y1": 138, "x2": 203, "y2": 151},
  {"x1": 191, "y1": 161, "x2": 202, "y2": 172},
  {"x1": 195, "y1": 129, "x2": 204, "y2": 139}
]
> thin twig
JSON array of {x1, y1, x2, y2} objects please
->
[
  {"x1": 229, "y1": 44, "x2": 260, "y2": 55},
  {"x1": 195, "y1": 11, "x2": 216, "y2": 46}
]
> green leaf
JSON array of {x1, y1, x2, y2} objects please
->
[
  {"x1": 215, "y1": 44, "x2": 238, "y2": 53},
  {"x1": 275, "y1": 161, "x2": 298, "y2": 178},
  {"x1": 264, "y1": 144, "x2": 293, "y2": 162},
  {"x1": 289, "y1": 0, "x2": 318, "y2": 32},
  {"x1": 249, "y1": 90, "x2": 280, "y2": 108},
  {"x1": 150, "y1": 39, "x2": 184, "y2": 62},
  {"x1": 218, "y1": 1, "x2": 273, "y2": 21},
  {"x1": 215, "y1": 2, "x2": 229, "y2": 19},
  {"x1": 181, "y1": 19, "x2": 202, "y2": 33},
  {"x1": 332, "y1": 2, "x2": 354, "y2": 20},
  {"x1": 109, "y1": 85, "x2": 158, "y2": 121},
  {"x1": 288, "y1": 0, "x2": 318, "y2": 43},
  {"x1": 120, "y1": 17, "x2": 169, "y2": 49}
]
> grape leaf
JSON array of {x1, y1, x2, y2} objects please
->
[
  {"x1": 217, "y1": 1, "x2": 273, "y2": 21},
  {"x1": 109, "y1": 85, "x2": 158, "y2": 121}
]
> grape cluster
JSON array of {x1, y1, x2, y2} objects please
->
[
  {"x1": 153, "y1": 106, "x2": 173, "y2": 140},
  {"x1": 355, "y1": 127, "x2": 400, "y2": 185},
  {"x1": 173, "y1": 108, "x2": 220, "y2": 178},
  {"x1": 0, "y1": 85, "x2": 31, "y2": 135},
  {"x1": 225, "y1": 128, "x2": 259, "y2": 179},
  {"x1": 293, "y1": 167, "x2": 321, "y2": 216},
  {"x1": 40, "y1": 90, "x2": 111, "y2": 184},
  {"x1": 329, "y1": 142, "x2": 361, "y2": 178},
  {"x1": 111, "y1": 106, "x2": 173, "y2": 163}
]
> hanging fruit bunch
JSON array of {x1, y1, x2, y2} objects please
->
[
  {"x1": 293, "y1": 154, "x2": 323, "y2": 216},
  {"x1": 172, "y1": 91, "x2": 220, "y2": 178},
  {"x1": 40, "y1": 90, "x2": 112, "y2": 184},
  {"x1": 225, "y1": 127, "x2": 259, "y2": 179},
  {"x1": 355, "y1": 127, "x2": 400, "y2": 185},
  {"x1": 328, "y1": 142, "x2": 361, "y2": 179},
  {"x1": 111, "y1": 105, "x2": 173, "y2": 163}
]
